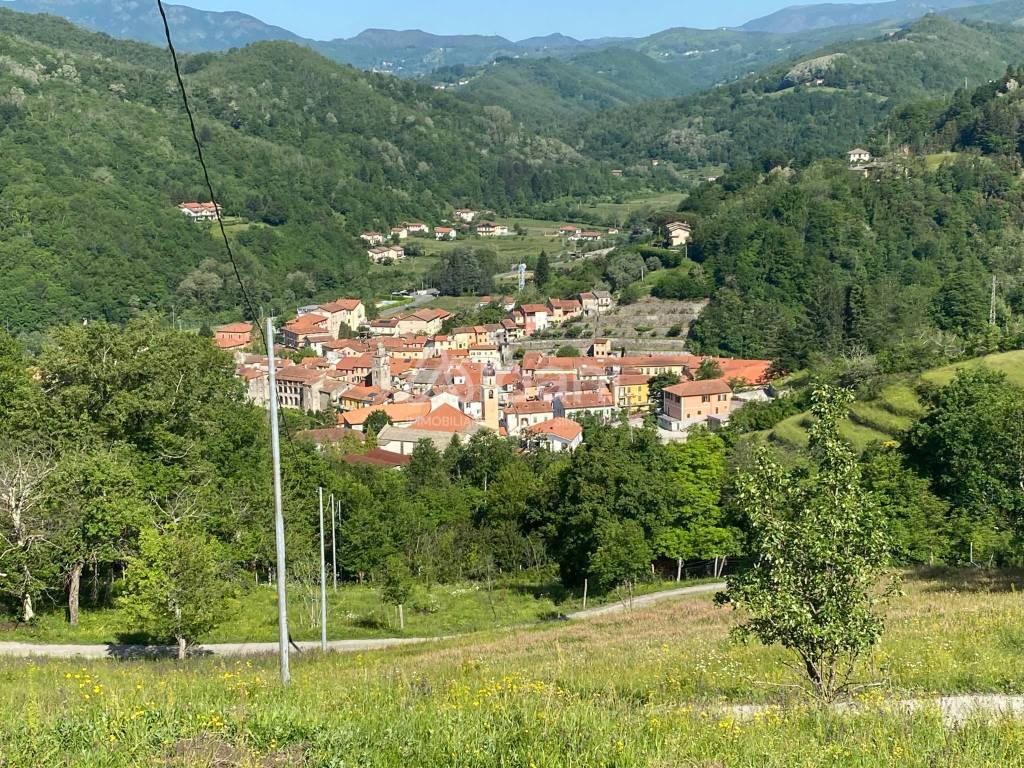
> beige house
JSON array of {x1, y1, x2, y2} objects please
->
[
  {"x1": 453, "y1": 208, "x2": 477, "y2": 223},
  {"x1": 504, "y1": 400, "x2": 555, "y2": 436},
  {"x1": 579, "y1": 290, "x2": 613, "y2": 316},
  {"x1": 666, "y1": 221, "x2": 692, "y2": 248},
  {"x1": 434, "y1": 226, "x2": 457, "y2": 240},
  {"x1": 475, "y1": 221, "x2": 509, "y2": 237},
  {"x1": 317, "y1": 299, "x2": 366, "y2": 336}
]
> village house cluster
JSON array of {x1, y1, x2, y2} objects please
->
[
  {"x1": 215, "y1": 294, "x2": 772, "y2": 463},
  {"x1": 360, "y1": 208, "x2": 622, "y2": 263}
]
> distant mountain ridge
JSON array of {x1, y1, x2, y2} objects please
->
[
  {"x1": 0, "y1": 0, "x2": 305, "y2": 48},
  {"x1": 1, "y1": 0, "x2": 1014, "y2": 76},
  {"x1": 741, "y1": 0, "x2": 992, "y2": 32}
]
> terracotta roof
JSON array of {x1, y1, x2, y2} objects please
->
[
  {"x1": 336, "y1": 354, "x2": 373, "y2": 371},
  {"x1": 276, "y1": 367, "x2": 326, "y2": 384},
  {"x1": 342, "y1": 385, "x2": 383, "y2": 402},
  {"x1": 340, "y1": 401, "x2": 431, "y2": 427},
  {"x1": 519, "y1": 304, "x2": 548, "y2": 314},
  {"x1": 506, "y1": 400, "x2": 554, "y2": 415},
  {"x1": 216, "y1": 322, "x2": 253, "y2": 334},
  {"x1": 320, "y1": 299, "x2": 362, "y2": 313},
  {"x1": 663, "y1": 378, "x2": 732, "y2": 397},
  {"x1": 549, "y1": 298, "x2": 581, "y2": 311},
  {"x1": 409, "y1": 404, "x2": 477, "y2": 433},
  {"x1": 284, "y1": 314, "x2": 328, "y2": 334},
  {"x1": 528, "y1": 417, "x2": 583, "y2": 442},
  {"x1": 558, "y1": 391, "x2": 614, "y2": 409},
  {"x1": 614, "y1": 374, "x2": 650, "y2": 387}
]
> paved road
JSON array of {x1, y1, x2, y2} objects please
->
[
  {"x1": 0, "y1": 582, "x2": 724, "y2": 660},
  {"x1": 567, "y1": 581, "x2": 724, "y2": 619}
]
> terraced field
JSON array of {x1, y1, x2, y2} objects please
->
[{"x1": 763, "y1": 351, "x2": 1024, "y2": 452}]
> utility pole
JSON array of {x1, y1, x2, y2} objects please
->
[
  {"x1": 318, "y1": 486, "x2": 327, "y2": 653},
  {"x1": 266, "y1": 318, "x2": 290, "y2": 685},
  {"x1": 330, "y1": 494, "x2": 337, "y2": 592}
]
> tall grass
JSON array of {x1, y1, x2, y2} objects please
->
[{"x1": 2, "y1": 570, "x2": 1023, "y2": 766}]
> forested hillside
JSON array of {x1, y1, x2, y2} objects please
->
[
  {"x1": 681, "y1": 127, "x2": 1024, "y2": 368},
  {"x1": 0, "y1": 9, "x2": 617, "y2": 333},
  {"x1": 574, "y1": 16, "x2": 1024, "y2": 170},
  {"x1": 437, "y1": 26, "x2": 886, "y2": 129}
]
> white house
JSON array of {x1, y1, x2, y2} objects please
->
[{"x1": 847, "y1": 148, "x2": 872, "y2": 164}]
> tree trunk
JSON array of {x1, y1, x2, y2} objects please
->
[
  {"x1": 67, "y1": 561, "x2": 84, "y2": 625},
  {"x1": 90, "y1": 563, "x2": 99, "y2": 604},
  {"x1": 398, "y1": 603, "x2": 405, "y2": 631},
  {"x1": 177, "y1": 636, "x2": 187, "y2": 660}
]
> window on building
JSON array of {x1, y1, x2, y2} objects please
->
[{"x1": 701, "y1": 394, "x2": 711, "y2": 403}]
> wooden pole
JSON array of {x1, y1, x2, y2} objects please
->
[{"x1": 582, "y1": 578, "x2": 588, "y2": 610}]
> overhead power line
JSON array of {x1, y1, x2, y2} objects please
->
[{"x1": 155, "y1": 0, "x2": 265, "y2": 348}]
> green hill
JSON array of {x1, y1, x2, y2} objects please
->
[
  {"x1": 576, "y1": 15, "x2": 1024, "y2": 169},
  {"x1": 764, "y1": 350, "x2": 1024, "y2": 451},
  {"x1": 440, "y1": 25, "x2": 888, "y2": 129},
  {"x1": 0, "y1": 8, "x2": 618, "y2": 333}
]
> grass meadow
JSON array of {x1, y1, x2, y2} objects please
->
[
  {"x1": 0, "y1": 577, "x2": 698, "y2": 646},
  {"x1": 3, "y1": 569, "x2": 1024, "y2": 766}
]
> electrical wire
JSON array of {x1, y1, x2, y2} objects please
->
[
  {"x1": 156, "y1": 0, "x2": 299, "y2": 444},
  {"x1": 155, "y1": 0, "x2": 266, "y2": 349}
]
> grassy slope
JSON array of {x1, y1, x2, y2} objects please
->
[
  {"x1": 4, "y1": 570, "x2": 1024, "y2": 766},
  {"x1": 764, "y1": 350, "x2": 1024, "y2": 452}
]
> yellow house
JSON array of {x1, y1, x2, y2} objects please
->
[{"x1": 612, "y1": 374, "x2": 651, "y2": 412}]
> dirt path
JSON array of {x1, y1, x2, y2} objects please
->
[
  {"x1": 0, "y1": 582, "x2": 726, "y2": 660},
  {"x1": 728, "y1": 694, "x2": 1024, "y2": 725}
]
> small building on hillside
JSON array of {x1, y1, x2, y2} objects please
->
[
  {"x1": 453, "y1": 208, "x2": 477, "y2": 223},
  {"x1": 405, "y1": 223, "x2": 429, "y2": 234},
  {"x1": 612, "y1": 374, "x2": 651, "y2": 413},
  {"x1": 360, "y1": 231, "x2": 386, "y2": 245},
  {"x1": 504, "y1": 400, "x2": 555, "y2": 436},
  {"x1": 434, "y1": 226, "x2": 457, "y2": 240},
  {"x1": 317, "y1": 299, "x2": 366, "y2": 335},
  {"x1": 579, "y1": 290, "x2": 613, "y2": 316},
  {"x1": 368, "y1": 245, "x2": 406, "y2": 263},
  {"x1": 475, "y1": 221, "x2": 509, "y2": 237},
  {"x1": 524, "y1": 417, "x2": 583, "y2": 452},
  {"x1": 847, "y1": 147, "x2": 872, "y2": 164},
  {"x1": 666, "y1": 221, "x2": 692, "y2": 248},
  {"x1": 178, "y1": 202, "x2": 221, "y2": 221},
  {"x1": 214, "y1": 322, "x2": 253, "y2": 350},
  {"x1": 661, "y1": 378, "x2": 732, "y2": 426}
]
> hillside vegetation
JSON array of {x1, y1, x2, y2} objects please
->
[
  {"x1": 576, "y1": 16, "x2": 1024, "y2": 170},
  {"x1": 763, "y1": 350, "x2": 1024, "y2": 451},
  {"x1": 0, "y1": 9, "x2": 618, "y2": 332}
]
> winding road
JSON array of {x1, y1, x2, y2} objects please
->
[{"x1": 0, "y1": 582, "x2": 725, "y2": 660}]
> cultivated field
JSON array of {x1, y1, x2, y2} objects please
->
[
  {"x1": 764, "y1": 350, "x2": 1024, "y2": 452},
  {"x1": 3, "y1": 569, "x2": 1023, "y2": 766}
]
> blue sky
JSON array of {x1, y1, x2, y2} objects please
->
[{"x1": 184, "y1": 0, "x2": 880, "y2": 41}]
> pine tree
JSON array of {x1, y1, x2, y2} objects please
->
[{"x1": 535, "y1": 250, "x2": 551, "y2": 288}]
